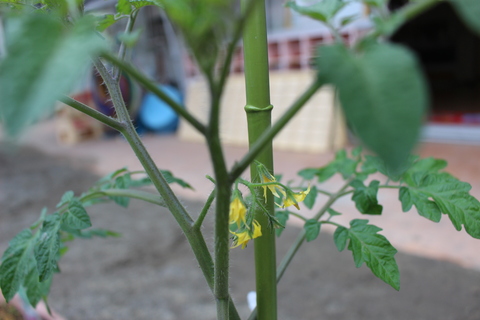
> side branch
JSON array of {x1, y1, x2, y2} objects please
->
[
  {"x1": 59, "y1": 95, "x2": 124, "y2": 131},
  {"x1": 101, "y1": 52, "x2": 207, "y2": 135}
]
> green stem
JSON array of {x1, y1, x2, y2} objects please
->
[
  {"x1": 288, "y1": 211, "x2": 308, "y2": 222},
  {"x1": 113, "y1": 10, "x2": 138, "y2": 81},
  {"x1": 194, "y1": 188, "x2": 216, "y2": 230},
  {"x1": 207, "y1": 85, "x2": 232, "y2": 320},
  {"x1": 248, "y1": 179, "x2": 353, "y2": 320},
  {"x1": 230, "y1": 80, "x2": 324, "y2": 181},
  {"x1": 102, "y1": 52, "x2": 206, "y2": 135},
  {"x1": 94, "y1": 59, "x2": 241, "y2": 320},
  {"x1": 81, "y1": 189, "x2": 165, "y2": 207},
  {"x1": 216, "y1": 0, "x2": 259, "y2": 95},
  {"x1": 241, "y1": 0, "x2": 277, "y2": 319},
  {"x1": 59, "y1": 95, "x2": 123, "y2": 131}
]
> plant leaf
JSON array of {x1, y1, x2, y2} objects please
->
[
  {"x1": 160, "y1": 170, "x2": 194, "y2": 190},
  {"x1": 449, "y1": 0, "x2": 480, "y2": 36},
  {"x1": 350, "y1": 180, "x2": 383, "y2": 215},
  {"x1": 304, "y1": 219, "x2": 321, "y2": 242},
  {"x1": 62, "y1": 200, "x2": 92, "y2": 230},
  {"x1": 303, "y1": 185, "x2": 318, "y2": 209},
  {"x1": 275, "y1": 211, "x2": 289, "y2": 237},
  {"x1": 342, "y1": 219, "x2": 400, "y2": 290},
  {"x1": 286, "y1": 0, "x2": 346, "y2": 23},
  {"x1": 0, "y1": 14, "x2": 105, "y2": 137},
  {"x1": 317, "y1": 43, "x2": 427, "y2": 174},
  {"x1": 34, "y1": 214, "x2": 62, "y2": 282},
  {"x1": 0, "y1": 229, "x2": 36, "y2": 301},
  {"x1": 402, "y1": 172, "x2": 480, "y2": 237}
]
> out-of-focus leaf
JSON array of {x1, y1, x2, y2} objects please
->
[
  {"x1": 304, "y1": 219, "x2": 321, "y2": 242},
  {"x1": 0, "y1": 14, "x2": 105, "y2": 137},
  {"x1": 449, "y1": 0, "x2": 480, "y2": 36},
  {"x1": 317, "y1": 43, "x2": 427, "y2": 174},
  {"x1": 286, "y1": 0, "x2": 346, "y2": 23},
  {"x1": 0, "y1": 229, "x2": 36, "y2": 301}
]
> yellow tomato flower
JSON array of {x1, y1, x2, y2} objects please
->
[
  {"x1": 231, "y1": 220, "x2": 262, "y2": 249},
  {"x1": 283, "y1": 186, "x2": 311, "y2": 210},
  {"x1": 261, "y1": 175, "x2": 285, "y2": 199},
  {"x1": 229, "y1": 196, "x2": 247, "y2": 227}
]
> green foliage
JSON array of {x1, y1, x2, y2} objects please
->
[
  {"x1": 317, "y1": 43, "x2": 427, "y2": 174},
  {"x1": 400, "y1": 170, "x2": 480, "y2": 238},
  {"x1": 303, "y1": 185, "x2": 318, "y2": 209},
  {"x1": 350, "y1": 180, "x2": 383, "y2": 215},
  {"x1": 285, "y1": 0, "x2": 346, "y2": 23},
  {"x1": 62, "y1": 200, "x2": 92, "y2": 229},
  {"x1": 333, "y1": 219, "x2": 400, "y2": 290},
  {"x1": 298, "y1": 149, "x2": 360, "y2": 183},
  {"x1": 34, "y1": 213, "x2": 61, "y2": 282},
  {"x1": 304, "y1": 219, "x2": 321, "y2": 242},
  {"x1": 449, "y1": 0, "x2": 480, "y2": 36},
  {"x1": 0, "y1": 14, "x2": 105, "y2": 137},
  {"x1": 275, "y1": 211, "x2": 289, "y2": 237},
  {"x1": 0, "y1": 229, "x2": 37, "y2": 301}
]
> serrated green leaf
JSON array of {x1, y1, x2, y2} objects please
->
[
  {"x1": 286, "y1": 0, "x2": 346, "y2": 23},
  {"x1": 0, "y1": 14, "x2": 105, "y2": 137},
  {"x1": 317, "y1": 164, "x2": 337, "y2": 182},
  {"x1": 350, "y1": 180, "x2": 383, "y2": 215},
  {"x1": 345, "y1": 219, "x2": 400, "y2": 290},
  {"x1": 0, "y1": 229, "x2": 36, "y2": 301},
  {"x1": 110, "y1": 174, "x2": 132, "y2": 207},
  {"x1": 97, "y1": 14, "x2": 128, "y2": 32},
  {"x1": 116, "y1": 0, "x2": 132, "y2": 15},
  {"x1": 327, "y1": 208, "x2": 342, "y2": 216},
  {"x1": 399, "y1": 186, "x2": 441, "y2": 222},
  {"x1": 62, "y1": 200, "x2": 92, "y2": 230},
  {"x1": 304, "y1": 219, "x2": 321, "y2": 242},
  {"x1": 23, "y1": 263, "x2": 52, "y2": 307},
  {"x1": 449, "y1": 0, "x2": 480, "y2": 36},
  {"x1": 317, "y1": 43, "x2": 427, "y2": 174},
  {"x1": 160, "y1": 170, "x2": 194, "y2": 190},
  {"x1": 402, "y1": 172, "x2": 480, "y2": 237},
  {"x1": 62, "y1": 227, "x2": 121, "y2": 239},
  {"x1": 130, "y1": 0, "x2": 157, "y2": 9},
  {"x1": 303, "y1": 185, "x2": 318, "y2": 210},
  {"x1": 333, "y1": 226, "x2": 348, "y2": 251},
  {"x1": 56, "y1": 190, "x2": 74, "y2": 208},
  {"x1": 275, "y1": 211, "x2": 289, "y2": 237},
  {"x1": 35, "y1": 213, "x2": 61, "y2": 282},
  {"x1": 298, "y1": 168, "x2": 319, "y2": 180}
]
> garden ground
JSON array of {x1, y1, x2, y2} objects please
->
[{"x1": 1, "y1": 119, "x2": 480, "y2": 319}]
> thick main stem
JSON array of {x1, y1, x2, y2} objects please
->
[
  {"x1": 242, "y1": 0, "x2": 277, "y2": 319},
  {"x1": 94, "y1": 60, "x2": 241, "y2": 319}
]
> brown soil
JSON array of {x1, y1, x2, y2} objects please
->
[
  {"x1": 2, "y1": 144, "x2": 480, "y2": 320},
  {"x1": 0, "y1": 304, "x2": 22, "y2": 320}
]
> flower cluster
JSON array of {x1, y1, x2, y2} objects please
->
[
  {"x1": 256, "y1": 161, "x2": 310, "y2": 210},
  {"x1": 229, "y1": 190, "x2": 262, "y2": 249}
]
